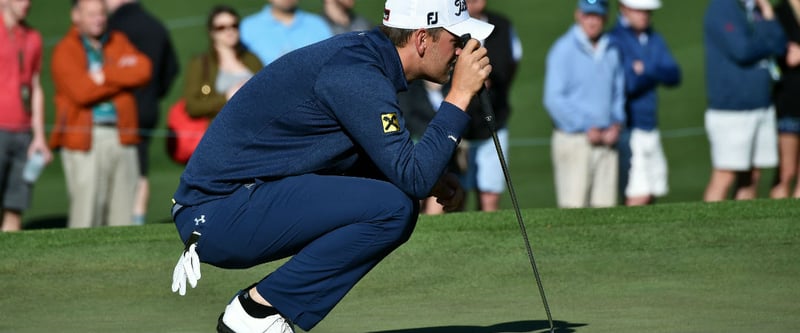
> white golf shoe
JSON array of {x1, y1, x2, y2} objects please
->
[{"x1": 216, "y1": 294, "x2": 294, "y2": 333}]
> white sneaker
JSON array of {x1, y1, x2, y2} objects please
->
[{"x1": 216, "y1": 294, "x2": 294, "y2": 333}]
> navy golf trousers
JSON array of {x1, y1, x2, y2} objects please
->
[{"x1": 174, "y1": 174, "x2": 420, "y2": 330}]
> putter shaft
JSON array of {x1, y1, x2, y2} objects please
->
[{"x1": 478, "y1": 88, "x2": 555, "y2": 333}]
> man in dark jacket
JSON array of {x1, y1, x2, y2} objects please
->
[{"x1": 106, "y1": 0, "x2": 179, "y2": 224}]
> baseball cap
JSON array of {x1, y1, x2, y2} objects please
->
[
  {"x1": 578, "y1": 0, "x2": 609, "y2": 15},
  {"x1": 619, "y1": 0, "x2": 662, "y2": 10},
  {"x1": 383, "y1": 0, "x2": 495, "y2": 41}
]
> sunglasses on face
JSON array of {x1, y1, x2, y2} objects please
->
[{"x1": 212, "y1": 23, "x2": 239, "y2": 32}]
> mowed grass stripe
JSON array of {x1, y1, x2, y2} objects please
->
[{"x1": 1, "y1": 199, "x2": 798, "y2": 332}]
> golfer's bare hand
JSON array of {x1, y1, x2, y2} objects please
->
[
  {"x1": 446, "y1": 38, "x2": 492, "y2": 111},
  {"x1": 430, "y1": 173, "x2": 464, "y2": 212}
]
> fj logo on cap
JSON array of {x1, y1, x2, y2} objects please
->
[
  {"x1": 383, "y1": 9, "x2": 390, "y2": 21},
  {"x1": 382, "y1": 113, "x2": 400, "y2": 133},
  {"x1": 427, "y1": 12, "x2": 438, "y2": 25}
]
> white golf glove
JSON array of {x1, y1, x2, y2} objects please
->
[{"x1": 171, "y1": 232, "x2": 202, "y2": 296}]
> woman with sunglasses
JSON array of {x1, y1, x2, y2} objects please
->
[{"x1": 183, "y1": 5, "x2": 262, "y2": 119}]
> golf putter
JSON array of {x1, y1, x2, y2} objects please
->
[{"x1": 459, "y1": 33, "x2": 556, "y2": 333}]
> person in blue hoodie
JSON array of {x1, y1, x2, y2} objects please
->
[
  {"x1": 703, "y1": 0, "x2": 786, "y2": 202},
  {"x1": 609, "y1": 0, "x2": 681, "y2": 206},
  {"x1": 168, "y1": 0, "x2": 495, "y2": 332}
]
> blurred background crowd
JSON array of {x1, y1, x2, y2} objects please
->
[{"x1": 1, "y1": 0, "x2": 798, "y2": 231}]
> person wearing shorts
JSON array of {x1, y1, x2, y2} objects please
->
[
  {"x1": 456, "y1": 0, "x2": 522, "y2": 212},
  {"x1": 609, "y1": 0, "x2": 681, "y2": 206},
  {"x1": 771, "y1": 0, "x2": 800, "y2": 198},
  {"x1": 772, "y1": 116, "x2": 800, "y2": 198},
  {"x1": 703, "y1": 0, "x2": 785, "y2": 201},
  {"x1": 705, "y1": 107, "x2": 779, "y2": 197},
  {"x1": 0, "y1": 0, "x2": 52, "y2": 232},
  {"x1": 624, "y1": 129, "x2": 670, "y2": 202},
  {"x1": 462, "y1": 128, "x2": 509, "y2": 209}
]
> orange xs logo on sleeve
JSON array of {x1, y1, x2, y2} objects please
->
[{"x1": 381, "y1": 113, "x2": 401, "y2": 133}]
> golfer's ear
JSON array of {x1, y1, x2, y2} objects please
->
[{"x1": 414, "y1": 29, "x2": 427, "y2": 57}]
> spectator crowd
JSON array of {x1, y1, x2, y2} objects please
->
[{"x1": 1, "y1": 0, "x2": 798, "y2": 232}]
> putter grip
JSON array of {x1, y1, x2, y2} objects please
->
[
  {"x1": 478, "y1": 86, "x2": 497, "y2": 131},
  {"x1": 459, "y1": 33, "x2": 496, "y2": 131}
]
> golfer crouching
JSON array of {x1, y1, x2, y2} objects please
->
[{"x1": 170, "y1": 0, "x2": 494, "y2": 331}]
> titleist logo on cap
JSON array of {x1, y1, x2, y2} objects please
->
[{"x1": 454, "y1": 0, "x2": 467, "y2": 16}]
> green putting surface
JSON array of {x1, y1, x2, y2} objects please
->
[{"x1": 2, "y1": 199, "x2": 797, "y2": 332}]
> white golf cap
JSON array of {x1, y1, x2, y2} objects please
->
[
  {"x1": 619, "y1": 0, "x2": 662, "y2": 10},
  {"x1": 383, "y1": 0, "x2": 495, "y2": 41}
]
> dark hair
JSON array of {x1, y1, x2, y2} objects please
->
[
  {"x1": 379, "y1": 26, "x2": 445, "y2": 47},
  {"x1": 206, "y1": 5, "x2": 247, "y2": 57},
  {"x1": 207, "y1": 5, "x2": 239, "y2": 31}
]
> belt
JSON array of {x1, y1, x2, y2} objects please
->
[{"x1": 94, "y1": 122, "x2": 117, "y2": 127}]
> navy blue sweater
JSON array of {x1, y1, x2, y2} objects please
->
[
  {"x1": 174, "y1": 29, "x2": 471, "y2": 205},
  {"x1": 704, "y1": 0, "x2": 786, "y2": 110},
  {"x1": 609, "y1": 20, "x2": 681, "y2": 131}
]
